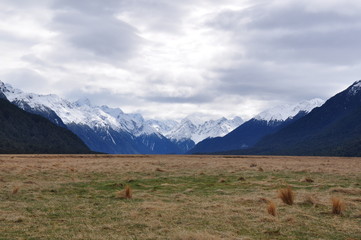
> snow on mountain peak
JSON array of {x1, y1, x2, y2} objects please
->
[
  {"x1": 255, "y1": 98, "x2": 325, "y2": 122},
  {"x1": 75, "y1": 97, "x2": 92, "y2": 107},
  {"x1": 167, "y1": 116, "x2": 244, "y2": 143},
  {"x1": 0, "y1": 81, "x2": 244, "y2": 143},
  {"x1": 348, "y1": 80, "x2": 361, "y2": 95}
]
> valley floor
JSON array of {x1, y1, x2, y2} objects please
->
[{"x1": 0, "y1": 155, "x2": 360, "y2": 239}]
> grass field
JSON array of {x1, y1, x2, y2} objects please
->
[{"x1": 1, "y1": 155, "x2": 360, "y2": 240}]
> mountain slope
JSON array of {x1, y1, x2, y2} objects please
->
[
  {"x1": 189, "y1": 99, "x2": 324, "y2": 154},
  {"x1": 231, "y1": 80, "x2": 361, "y2": 156},
  {"x1": 0, "y1": 81, "x2": 186, "y2": 154},
  {"x1": 0, "y1": 98, "x2": 91, "y2": 154}
]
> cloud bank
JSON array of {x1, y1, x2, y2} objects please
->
[{"x1": 1, "y1": 0, "x2": 360, "y2": 120}]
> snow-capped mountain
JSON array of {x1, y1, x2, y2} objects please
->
[
  {"x1": 0, "y1": 81, "x2": 177, "y2": 153},
  {"x1": 0, "y1": 81, "x2": 163, "y2": 136},
  {"x1": 189, "y1": 98, "x2": 324, "y2": 154},
  {"x1": 237, "y1": 80, "x2": 361, "y2": 156},
  {"x1": 0, "y1": 81, "x2": 243, "y2": 154},
  {"x1": 254, "y1": 98, "x2": 325, "y2": 122},
  {"x1": 167, "y1": 116, "x2": 244, "y2": 143}
]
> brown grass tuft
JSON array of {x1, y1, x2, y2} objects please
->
[
  {"x1": 300, "y1": 177, "x2": 314, "y2": 183},
  {"x1": 331, "y1": 197, "x2": 345, "y2": 215},
  {"x1": 278, "y1": 187, "x2": 295, "y2": 205},
  {"x1": 12, "y1": 186, "x2": 20, "y2": 194},
  {"x1": 115, "y1": 185, "x2": 132, "y2": 199},
  {"x1": 237, "y1": 176, "x2": 246, "y2": 181},
  {"x1": 125, "y1": 185, "x2": 132, "y2": 199},
  {"x1": 267, "y1": 201, "x2": 277, "y2": 216}
]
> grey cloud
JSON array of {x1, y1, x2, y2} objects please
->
[
  {"x1": 50, "y1": 0, "x2": 142, "y2": 61},
  {"x1": 212, "y1": 61, "x2": 340, "y2": 104},
  {"x1": 118, "y1": 0, "x2": 196, "y2": 33},
  {"x1": 52, "y1": 0, "x2": 121, "y2": 15},
  {"x1": 247, "y1": 4, "x2": 359, "y2": 30},
  {"x1": 64, "y1": 87, "x2": 141, "y2": 108},
  {"x1": 0, "y1": 30, "x2": 37, "y2": 45},
  {"x1": 214, "y1": 64, "x2": 291, "y2": 98},
  {"x1": 144, "y1": 94, "x2": 213, "y2": 104},
  {"x1": 208, "y1": 2, "x2": 361, "y2": 65},
  {"x1": 1, "y1": 68, "x2": 48, "y2": 92}
]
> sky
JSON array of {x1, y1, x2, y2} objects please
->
[{"x1": 1, "y1": 0, "x2": 361, "y2": 120}]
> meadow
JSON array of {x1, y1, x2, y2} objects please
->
[{"x1": 0, "y1": 154, "x2": 360, "y2": 240}]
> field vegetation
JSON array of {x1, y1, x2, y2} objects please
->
[{"x1": 0, "y1": 155, "x2": 360, "y2": 239}]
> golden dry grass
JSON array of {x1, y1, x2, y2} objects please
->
[
  {"x1": 331, "y1": 197, "x2": 345, "y2": 215},
  {"x1": 267, "y1": 201, "x2": 277, "y2": 217},
  {"x1": 278, "y1": 187, "x2": 295, "y2": 205},
  {"x1": 0, "y1": 154, "x2": 360, "y2": 239}
]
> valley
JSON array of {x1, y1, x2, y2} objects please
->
[{"x1": 1, "y1": 155, "x2": 360, "y2": 239}]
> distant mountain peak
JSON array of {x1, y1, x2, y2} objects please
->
[
  {"x1": 0, "y1": 81, "x2": 20, "y2": 95},
  {"x1": 254, "y1": 98, "x2": 325, "y2": 122},
  {"x1": 168, "y1": 115, "x2": 244, "y2": 143},
  {"x1": 75, "y1": 97, "x2": 92, "y2": 107},
  {"x1": 348, "y1": 80, "x2": 361, "y2": 95}
]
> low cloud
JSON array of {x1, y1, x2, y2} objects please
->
[{"x1": 1, "y1": 0, "x2": 361, "y2": 120}]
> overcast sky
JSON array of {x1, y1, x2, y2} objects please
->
[{"x1": 1, "y1": 0, "x2": 361, "y2": 120}]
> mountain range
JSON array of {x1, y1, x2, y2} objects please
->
[
  {"x1": 0, "y1": 94, "x2": 91, "y2": 154},
  {"x1": 2, "y1": 80, "x2": 361, "y2": 156},
  {"x1": 189, "y1": 99, "x2": 325, "y2": 154},
  {"x1": 228, "y1": 80, "x2": 361, "y2": 156},
  {"x1": 0, "y1": 81, "x2": 242, "y2": 154}
]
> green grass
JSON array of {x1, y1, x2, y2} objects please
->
[{"x1": 0, "y1": 155, "x2": 360, "y2": 240}]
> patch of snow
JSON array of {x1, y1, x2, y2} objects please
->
[
  {"x1": 255, "y1": 98, "x2": 325, "y2": 122},
  {"x1": 348, "y1": 80, "x2": 361, "y2": 95}
]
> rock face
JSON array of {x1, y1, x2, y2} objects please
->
[{"x1": 0, "y1": 97, "x2": 91, "y2": 154}]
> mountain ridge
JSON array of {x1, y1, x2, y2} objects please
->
[
  {"x1": 223, "y1": 80, "x2": 361, "y2": 156},
  {"x1": 0, "y1": 81, "x2": 243, "y2": 154},
  {"x1": 189, "y1": 99, "x2": 325, "y2": 154}
]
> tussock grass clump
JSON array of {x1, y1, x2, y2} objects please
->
[
  {"x1": 155, "y1": 167, "x2": 165, "y2": 172},
  {"x1": 278, "y1": 187, "x2": 295, "y2": 205},
  {"x1": 300, "y1": 177, "x2": 314, "y2": 183},
  {"x1": 125, "y1": 185, "x2": 132, "y2": 199},
  {"x1": 267, "y1": 201, "x2": 277, "y2": 216},
  {"x1": 237, "y1": 176, "x2": 246, "y2": 181},
  {"x1": 331, "y1": 197, "x2": 345, "y2": 215},
  {"x1": 218, "y1": 178, "x2": 226, "y2": 183},
  {"x1": 115, "y1": 185, "x2": 132, "y2": 199},
  {"x1": 12, "y1": 186, "x2": 20, "y2": 194}
]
